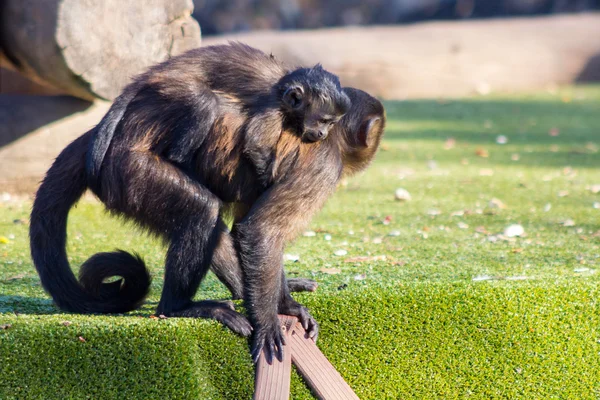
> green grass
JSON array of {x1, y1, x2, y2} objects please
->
[{"x1": 1, "y1": 85, "x2": 600, "y2": 399}]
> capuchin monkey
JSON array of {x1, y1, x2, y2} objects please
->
[{"x1": 29, "y1": 42, "x2": 385, "y2": 363}]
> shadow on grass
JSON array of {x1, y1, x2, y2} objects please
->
[{"x1": 0, "y1": 295, "x2": 55, "y2": 314}]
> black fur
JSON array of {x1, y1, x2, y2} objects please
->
[{"x1": 29, "y1": 43, "x2": 385, "y2": 363}]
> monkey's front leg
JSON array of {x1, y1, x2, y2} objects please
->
[
  {"x1": 235, "y1": 220, "x2": 287, "y2": 363},
  {"x1": 211, "y1": 218, "x2": 318, "y2": 300},
  {"x1": 234, "y1": 195, "x2": 328, "y2": 362}
]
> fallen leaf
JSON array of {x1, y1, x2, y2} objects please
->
[
  {"x1": 5, "y1": 273, "x2": 25, "y2": 281},
  {"x1": 479, "y1": 169, "x2": 494, "y2": 176},
  {"x1": 488, "y1": 198, "x2": 506, "y2": 209},
  {"x1": 561, "y1": 219, "x2": 576, "y2": 227},
  {"x1": 61, "y1": 321, "x2": 72, "y2": 327},
  {"x1": 321, "y1": 267, "x2": 341, "y2": 275},
  {"x1": 444, "y1": 138, "x2": 456, "y2": 150},
  {"x1": 333, "y1": 250, "x2": 347, "y2": 256},
  {"x1": 78, "y1": 336, "x2": 86, "y2": 342},
  {"x1": 458, "y1": 222, "x2": 469, "y2": 229},
  {"x1": 511, "y1": 248, "x2": 524, "y2": 253},
  {"x1": 558, "y1": 190, "x2": 569, "y2": 197},
  {"x1": 302, "y1": 231, "x2": 316, "y2": 237},
  {"x1": 149, "y1": 315, "x2": 159, "y2": 319},
  {"x1": 585, "y1": 142, "x2": 598, "y2": 153},
  {"x1": 382, "y1": 215, "x2": 392, "y2": 225},
  {"x1": 0, "y1": 237, "x2": 8, "y2": 244},
  {"x1": 590, "y1": 184, "x2": 600, "y2": 194},
  {"x1": 475, "y1": 226, "x2": 489, "y2": 234},
  {"x1": 475, "y1": 148, "x2": 489, "y2": 158},
  {"x1": 511, "y1": 153, "x2": 520, "y2": 161},
  {"x1": 344, "y1": 255, "x2": 387, "y2": 263}
]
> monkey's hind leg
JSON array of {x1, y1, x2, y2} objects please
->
[{"x1": 102, "y1": 150, "x2": 252, "y2": 336}]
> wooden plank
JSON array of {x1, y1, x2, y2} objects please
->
[
  {"x1": 253, "y1": 315, "x2": 297, "y2": 400},
  {"x1": 290, "y1": 323, "x2": 360, "y2": 400}
]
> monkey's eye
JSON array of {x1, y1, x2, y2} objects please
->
[{"x1": 319, "y1": 118, "x2": 332, "y2": 125}]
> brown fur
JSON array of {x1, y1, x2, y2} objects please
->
[{"x1": 29, "y1": 43, "x2": 383, "y2": 365}]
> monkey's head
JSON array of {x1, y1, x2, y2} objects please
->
[
  {"x1": 336, "y1": 87, "x2": 386, "y2": 176},
  {"x1": 278, "y1": 65, "x2": 351, "y2": 143}
]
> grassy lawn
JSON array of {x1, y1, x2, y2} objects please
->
[{"x1": 1, "y1": 85, "x2": 599, "y2": 399}]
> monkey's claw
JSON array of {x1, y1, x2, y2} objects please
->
[
  {"x1": 251, "y1": 323, "x2": 286, "y2": 364},
  {"x1": 162, "y1": 300, "x2": 252, "y2": 337},
  {"x1": 216, "y1": 307, "x2": 253, "y2": 337},
  {"x1": 279, "y1": 299, "x2": 319, "y2": 341}
]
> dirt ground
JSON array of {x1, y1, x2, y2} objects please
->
[{"x1": 1, "y1": 14, "x2": 599, "y2": 194}]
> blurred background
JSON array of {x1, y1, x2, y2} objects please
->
[
  {"x1": 0, "y1": 0, "x2": 599, "y2": 193},
  {"x1": 192, "y1": 0, "x2": 600, "y2": 34}
]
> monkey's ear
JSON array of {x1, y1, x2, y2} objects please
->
[
  {"x1": 283, "y1": 86, "x2": 304, "y2": 109},
  {"x1": 358, "y1": 117, "x2": 381, "y2": 147}
]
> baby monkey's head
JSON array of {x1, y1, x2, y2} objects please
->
[{"x1": 278, "y1": 65, "x2": 351, "y2": 143}]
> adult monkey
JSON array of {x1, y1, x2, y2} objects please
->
[
  {"x1": 30, "y1": 43, "x2": 384, "y2": 362},
  {"x1": 207, "y1": 87, "x2": 385, "y2": 362}
]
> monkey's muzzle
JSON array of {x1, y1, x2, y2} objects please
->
[{"x1": 303, "y1": 129, "x2": 327, "y2": 142}]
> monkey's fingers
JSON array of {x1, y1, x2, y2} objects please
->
[
  {"x1": 167, "y1": 300, "x2": 253, "y2": 337},
  {"x1": 287, "y1": 278, "x2": 318, "y2": 293},
  {"x1": 217, "y1": 309, "x2": 253, "y2": 337},
  {"x1": 252, "y1": 326, "x2": 286, "y2": 364},
  {"x1": 278, "y1": 299, "x2": 319, "y2": 341},
  {"x1": 296, "y1": 308, "x2": 319, "y2": 341}
]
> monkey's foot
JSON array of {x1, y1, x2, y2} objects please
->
[
  {"x1": 163, "y1": 300, "x2": 253, "y2": 337},
  {"x1": 287, "y1": 278, "x2": 318, "y2": 293},
  {"x1": 278, "y1": 298, "x2": 318, "y2": 341}
]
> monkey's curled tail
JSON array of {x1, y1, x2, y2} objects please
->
[{"x1": 30, "y1": 132, "x2": 151, "y2": 314}]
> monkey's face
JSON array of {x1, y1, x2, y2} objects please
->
[{"x1": 282, "y1": 85, "x2": 350, "y2": 143}]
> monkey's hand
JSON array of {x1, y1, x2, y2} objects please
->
[
  {"x1": 279, "y1": 295, "x2": 319, "y2": 341},
  {"x1": 251, "y1": 317, "x2": 286, "y2": 364},
  {"x1": 287, "y1": 278, "x2": 318, "y2": 293}
]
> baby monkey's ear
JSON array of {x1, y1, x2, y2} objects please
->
[
  {"x1": 282, "y1": 86, "x2": 304, "y2": 109},
  {"x1": 358, "y1": 117, "x2": 382, "y2": 148}
]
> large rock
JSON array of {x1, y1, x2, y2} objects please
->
[{"x1": 0, "y1": 0, "x2": 201, "y2": 100}]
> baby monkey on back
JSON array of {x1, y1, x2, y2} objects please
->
[
  {"x1": 30, "y1": 43, "x2": 383, "y2": 364},
  {"x1": 87, "y1": 42, "x2": 350, "y2": 191}
]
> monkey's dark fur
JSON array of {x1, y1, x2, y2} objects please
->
[{"x1": 30, "y1": 43, "x2": 385, "y2": 363}]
